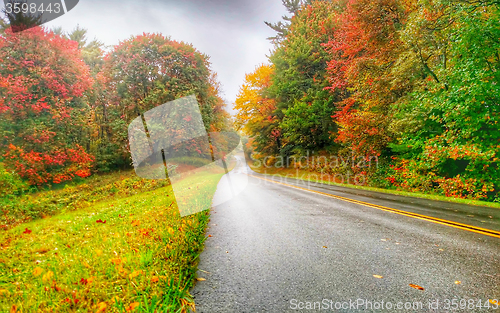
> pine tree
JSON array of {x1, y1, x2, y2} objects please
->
[{"x1": 264, "y1": 0, "x2": 317, "y2": 42}]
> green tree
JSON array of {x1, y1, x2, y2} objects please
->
[
  {"x1": 265, "y1": 0, "x2": 328, "y2": 42},
  {"x1": 269, "y1": 1, "x2": 341, "y2": 157},
  {"x1": 391, "y1": 0, "x2": 500, "y2": 199}
]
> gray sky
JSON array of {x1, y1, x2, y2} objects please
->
[{"x1": 41, "y1": 0, "x2": 287, "y2": 113}]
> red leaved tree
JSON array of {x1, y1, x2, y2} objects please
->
[
  {"x1": 324, "y1": 0, "x2": 408, "y2": 157},
  {"x1": 0, "y1": 27, "x2": 94, "y2": 185}
]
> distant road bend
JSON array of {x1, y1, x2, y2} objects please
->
[{"x1": 192, "y1": 154, "x2": 500, "y2": 312}]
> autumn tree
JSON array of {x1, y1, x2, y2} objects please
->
[
  {"x1": 323, "y1": 0, "x2": 409, "y2": 157},
  {"x1": 0, "y1": 27, "x2": 94, "y2": 185},
  {"x1": 58, "y1": 26, "x2": 113, "y2": 171},
  {"x1": 102, "y1": 33, "x2": 229, "y2": 168},
  {"x1": 234, "y1": 64, "x2": 279, "y2": 156}
]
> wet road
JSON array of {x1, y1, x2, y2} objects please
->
[{"x1": 191, "y1": 156, "x2": 500, "y2": 312}]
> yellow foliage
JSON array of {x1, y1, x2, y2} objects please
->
[
  {"x1": 96, "y1": 302, "x2": 107, "y2": 313},
  {"x1": 42, "y1": 271, "x2": 53, "y2": 283},
  {"x1": 234, "y1": 64, "x2": 276, "y2": 135},
  {"x1": 128, "y1": 270, "x2": 143, "y2": 279},
  {"x1": 126, "y1": 302, "x2": 140, "y2": 311},
  {"x1": 32, "y1": 267, "x2": 43, "y2": 277}
]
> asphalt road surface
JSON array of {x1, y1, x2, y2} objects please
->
[{"x1": 191, "y1": 155, "x2": 500, "y2": 312}]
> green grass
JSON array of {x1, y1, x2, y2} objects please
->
[
  {"x1": 249, "y1": 163, "x2": 500, "y2": 210},
  {"x1": 1, "y1": 170, "x2": 173, "y2": 229},
  {"x1": 0, "y1": 169, "x2": 226, "y2": 312}
]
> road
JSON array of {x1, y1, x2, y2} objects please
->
[{"x1": 191, "y1": 154, "x2": 500, "y2": 312}]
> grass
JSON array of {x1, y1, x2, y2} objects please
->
[
  {"x1": 1, "y1": 170, "x2": 172, "y2": 229},
  {"x1": 249, "y1": 162, "x2": 500, "y2": 210},
  {"x1": 0, "y1": 167, "x2": 227, "y2": 312}
]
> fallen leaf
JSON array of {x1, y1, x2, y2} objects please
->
[
  {"x1": 33, "y1": 267, "x2": 43, "y2": 277},
  {"x1": 42, "y1": 271, "x2": 53, "y2": 283},
  {"x1": 151, "y1": 276, "x2": 159, "y2": 283},
  {"x1": 96, "y1": 302, "x2": 107, "y2": 313},
  {"x1": 23, "y1": 228, "x2": 32, "y2": 234},
  {"x1": 409, "y1": 284, "x2": 425, "y2": 290},
  {"x1": 454, "y1": 280, "x2": 461, "y2": 285},
  {"x1": 126, "y1": 302, "x2": 140, "y2": 312},
  {"x1": 10, "y1": 305, "x2": 17, "y2": 313},
  {"x1": 489, "y1": 299, "x2": 498, "y2": 305},
  {"x1": 131, "y1": 220, "x2": 141, "y2": 227},
  {"x1": 82, "y1": 261, "x2": 91, "y2": 268},
  {"x1": 373, "y1": 275, "x2": 383, "y2": 279},
  {"x1": 96, "y1": 219, "x2": 106, "y2": 224},
  {"x1": 80, "y1": 278, "x2": 88, "y2": 285},
  {"x1": 129, "y1": 270, "x2": 143, "y2": 279},
  {"x1": 196, "y1": 277, "x2": 206, "y2": 281},
  {"x1": 322, "y1": 246, "x2": 327, "y2": 248},
  {"x1": 208, "y1": 235, "x2": 212, "y2": 237}
]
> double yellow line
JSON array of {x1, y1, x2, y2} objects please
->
[{"x1": 248, "y1": 174, "x2": 500, "y2": 239}]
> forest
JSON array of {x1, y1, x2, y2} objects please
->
[
  {"x1": 0, "y1": 23, "x2": 231, "y2": 189},
  {"x1": 235, "y1": 0, "x2": 500, "y2": 202}
]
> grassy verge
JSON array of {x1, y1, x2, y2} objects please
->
[
  {"x1": 0, "y1": 168, "x2": 226, "y2": 312},
  {"x1": 1, "y1": 170, "x2": 172, "y2": 229},
  {"x1": 249, "y1": 162, "x2": 500, "y2": 209}
]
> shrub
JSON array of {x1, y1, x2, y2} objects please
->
[{"x1": 0, "y1": 163, "x2": 28, "y2": 197}]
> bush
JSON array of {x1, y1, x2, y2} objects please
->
[{"x1": 0, "y1": 163, "x2": 28, "y2": 197}]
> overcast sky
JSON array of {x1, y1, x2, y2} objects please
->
[{"x1": 39, "y1": 0, "x2": 287, "y2": 113}]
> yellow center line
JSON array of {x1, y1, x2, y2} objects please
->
[{"x1": 248, "y1": 174, "x2": 500, "y2": 239}]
